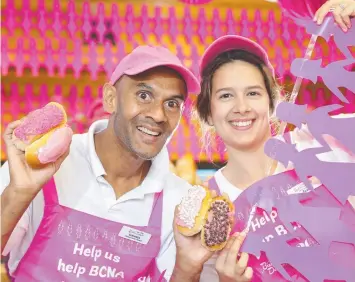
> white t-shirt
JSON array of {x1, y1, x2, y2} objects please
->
[
  {"x1": 1, "y1": 119, "x2": 192, "y2": 280},
  {"x1": 200, "y1": 125, "x2": 355, "y2": 281}
]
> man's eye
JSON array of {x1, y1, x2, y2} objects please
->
[
  {"x1": 167, "y1": 101, "x2": 178, "y2": 108},
  {"x1": 138, "y1": 92, "x2": 151, "y2": 101}
]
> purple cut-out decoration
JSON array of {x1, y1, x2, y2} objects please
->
[
  {"x1": 44, "y1": 40, "x2": 55, "y2": 76},
  {"x1": 52, "y1": 0, "x2": 61, "y2": 38},
  {"x1": 255, "y1": 10, "x2": 263, "y2": 42},
  {"x1": 268, "y1": 11, "x2": 276, "y2": 44},
  {"x1": 117, "y1": 40, "x2": 125, "y2": 61},
  {"x1": 281, "y1": 19, "x2": 290, "y2": 43},
  {"x1": 140, "y1": 5, "x2": 149, "y2": 42},
  {"x1": 111, "y1": 4, "x2": 120, "y2": 43},
  {"x1": 5, "y1": 1, "x2": 15, "y2": 36},
  {"x1": 295, "y1": 25, "x2": 304, "y2": 46},
  {"x1": 197, "y1": 9, "x2": 208, "y2": 42},
  {"x1": 88, "y1": 41, "x2": 98, "y2": 80},
  {"x1": 277, "y1": 102, "x2": 355, "y2": 155},
  {"x1": 96, "y1": 3, "x2": 105, "y2": 43},
  {"x1": 22, "y1": 10, "x2": 31, "y2": 35},
  {"x1": 11, "y1": 84, "x2": 20, "y2": 116},
  {"x1": 291, "y1": 58, "x2": 355, "y2": 103},
  {"x1": 84, "y1": 87, "x2": 93, "y2": 115},
  {"x1": 67, "y1": 0, "x2": 76, "y2": 38},
  {"x1": 15, "y1": 39, "x2": 25, "y2": 77},
  {"x1": 226, "y1": 9, "x2": 236, "y2": 35},
  {"x1": 125, "y1": 4, "x2": 134, "y2": 41},
  {"x1": 183, "y1": 7, "x2": 193, "y2": 43},
  {"x1": 39, "y1": 85, "x2": 49, "y2": 107},
  {"x1": 24, "y1": 84, "x2": 33, "y2": 108},
  {"x1": 58, "y1": 39, "x2": 67, "y2": 77},
  {"x1": 240, "y1": 10, "x2": 250, "y2": 38},
  {"x1": 82, "y1": 1, "x2": 92, "y2": 41},
  {"x1": 265, "y1": 138, "x2": 355, "y2": 205},
  {"x1": 38, "y1": 8, "x2": 47, "y2": 36},
  {"x1": 1, "y1": 38, "x2": 9, "y2": 76},
  {"x1": 72, "y1": 40, "x2": 83, "y2": 78},
  {"x1": 176, "y1": 45, "x2": 184, "y2": 63},
  {"x1": 168, "y1": 7, "x2": 178, "y2": 42},
  {"x1": 29, "y1": 39, "x2": 39, "y2": 76},
  {"x1": 212, "y1": 9, "x2": 222, "y2": 39},
  {"x1": 103, "y1": 42, "x2": 114, "y2": 79},
  {"x1": 275, "y1": 48, "x2": 285, "y2": 77},
  {"x1": 154, "y1": 7, "x2": 164, "y2": 40},
  {"x1": 190, "y1": 44, "x2": 199, "y2": 78}
]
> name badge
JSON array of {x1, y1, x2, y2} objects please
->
[{"x1": 118, "y1": 226, "x2": 151, "y2": 245}]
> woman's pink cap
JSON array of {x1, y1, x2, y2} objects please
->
[
  {"x1": 200, "y1": 35, "x2": 275, "y2": 77},
  {"x1": 110, "y1": 45, "x2": 201, "y2": 94}
]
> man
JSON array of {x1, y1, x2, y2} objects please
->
[{"x1": 1, "y1": 45, "x2": 207, "y2": 281}]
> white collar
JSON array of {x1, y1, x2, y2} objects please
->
[{"x1": 87, "y1": 119, "x2": 171, "y2": 196}]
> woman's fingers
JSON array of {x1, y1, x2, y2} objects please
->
[
  {"x1": 235, "y1": 252, "x2": 249, "y2": 276},
  {"x1": 332, "y1": 4, "x2": 349, "y2": 31},
  {"x1": 225, "y1": 232, "x2": 246, "y2": 271}
]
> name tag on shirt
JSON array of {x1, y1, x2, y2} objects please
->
[{"x1": 118, "y1": 226, "x2": 151, "y2": 245}]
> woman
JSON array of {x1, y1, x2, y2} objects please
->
[{"x1": 194, "y1": 34, "x2": 355, "y2": 281}]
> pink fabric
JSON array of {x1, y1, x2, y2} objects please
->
[
  {"x1": 199, "y1": 35, "x2": 275, "y2": 77},
  {"x1": 11, "y1": 179, "x2": 167, "y2": 281},
  {"x1": 208, "y1": 170, "x2": 355, "y2": 281},
  {"x1": 109, "y1": 45, "x2": 200, "y2": 94}
]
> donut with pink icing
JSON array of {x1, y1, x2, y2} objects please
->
[{"x1": 12, "y1": 102, "x2": 72, "y2": 168}]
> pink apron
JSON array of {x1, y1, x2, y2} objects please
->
[
  {"x1": 207, "y1": 170, "x2": 355, "y2": 282},
  {"x1": 11, "y1": 178, "x2": 167, "y2": 281}
]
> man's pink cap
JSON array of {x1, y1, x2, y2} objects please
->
[
  {"x1": 200, "y1": 35, "x2": 275, "y2": 76},
  {"x1": 110, "y1": 45, "x2": 200, "y2": 94}
]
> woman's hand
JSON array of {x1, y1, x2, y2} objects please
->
[
  {"x1": 314, "y1": 0, "x2": 355, "y2": 32},
  {"x1": 215, "y1": 232, "x2": 253, "y2": 282}
]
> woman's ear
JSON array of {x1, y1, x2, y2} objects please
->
[
  {"x1": 102, "y1": 83, "x2": 117, "y2": 114},
  {"x1": 207, "y1": 115, "x2": 214, "y2": 127}
]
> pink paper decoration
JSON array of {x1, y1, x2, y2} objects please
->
[
  {"x1": 2, "y1": 1, "x2": 355, "y2": 162},
  {"x1": 179, "y1": 0, "x2": 213, "y2": 4}
]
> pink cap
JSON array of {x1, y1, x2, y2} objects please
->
[
  {"x1": 200, "y1": 35, "x2": 275, "y2": 76},
  {"x1": 110, "y1": 45, "x2": 200, "y2": 94}
]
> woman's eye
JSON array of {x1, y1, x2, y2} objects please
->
[
  {"x1": 248, "y1": 91, "x2": 260, "y2": 96},
  {"x1": 220, "y1": 93, "x2": 232, "y2": 99}
]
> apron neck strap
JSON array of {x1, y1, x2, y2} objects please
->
[
  {"x1": 147, "y1": 191, "x2": 164, "y2": 228},
  {"x1": 208, "y1": 177, "x2": 221, "y2": 194},
  {"x1": 42, "y1": 177, "x2": 59, "y2": 206}
]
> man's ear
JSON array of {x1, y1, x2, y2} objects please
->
[{"x1": 103, "y1": 83, "x2": 117, "y2": 114}]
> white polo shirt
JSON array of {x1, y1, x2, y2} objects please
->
[{"x1": 1, "y1": 120, "x2": 192, "y2": 280}]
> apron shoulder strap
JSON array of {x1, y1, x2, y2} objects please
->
[
  {"x1": 42, "y1": 177, "x2": 59, "y2": 206},
  {"x1": 208, "y1": 176, "x2": 220, "y2": 194},
  {"x1": 147, "y1": 191, "x2": 163, "y2": 228}
]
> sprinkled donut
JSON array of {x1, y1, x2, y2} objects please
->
[
  {"x1": 176, "y1": 185, "x2": 234, "y2": 251},
  {"x1": 12, "y1": 102, "x2": 72, "y2": 168}
]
